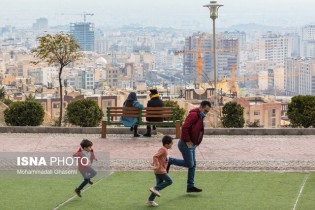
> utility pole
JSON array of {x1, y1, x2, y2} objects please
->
[{"x1": 204, "y1": 1, "x2": 223, "y2": 128}]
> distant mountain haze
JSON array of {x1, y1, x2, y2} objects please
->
[{"x1": 0, "y1": 0, "x2": 314, "y2": 28}]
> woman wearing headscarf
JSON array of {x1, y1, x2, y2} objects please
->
[{"x1": 120, "y1": 92, "x2": 144, "y2": 137}]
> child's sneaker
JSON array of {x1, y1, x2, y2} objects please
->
[
  {"x1": 89, "y1": 180, "x2": 93, "y2": 185},
  {"x1": 149, "y1": 187, "x2": 161, "y2": 197},
  {"x1": 74, "y1": 188, "x2": 81, "y2": 197},
  {"x1": 147, "y1": 200, "x2": 159, "y2": 207}
]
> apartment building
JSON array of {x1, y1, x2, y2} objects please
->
[
  {"x1": 28, "y1": 67, "x2": 59, "y2": 86},
  {"x1": 285, "y1": 58, "x2": 315, "y2": 95},
  {"x1": 301, "y1": 25, "x2": 315, "y2": 57},
  {"x1": 183, "y1": 33, "x2": 239, "y2": 83},
  {"x1": 256, "y1": 32, "x2": 293, "y2": 65},
  {"x1": 70, "y1": 22, "x2": 95, "y2": 51},
  {"x1": 233, "y1": 97, "x2": 282, "y2": 128},
  {"x1": 223, "y1": 30, "x2": 246, "y2": 50}
]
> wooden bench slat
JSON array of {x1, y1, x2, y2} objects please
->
[
  {"x1": 108, "y1": 121, "x2": 175, "y2": 124},
  {"x1": 144, "y1": 107, "x2": 173, "y2": 111},
  {"x1": 142, "y1": 122, "x2": 175, "y2": 124},
  {"x1": 109, "y1": 114, "x2": 140, "y2": 117},
  {"x1": 143, "y1": 115, "x2": 173, "y2": 118},
  {"x1": 108, "y1": 115, "x2": 172, "y2": 118},
  {"x1": 103, "y1": 106, "x2": 181, "y2": 139},
  {"x1": 143, "y1": 111, "x2": 173, "y2": 114},
  {"x1": 109, "y1": 107, "x2": 139, "y2": 110},
  {"x1": 110, "y1": 111, "x2": 140, "y2": 114}
]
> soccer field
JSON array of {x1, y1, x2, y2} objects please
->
[{"x1": 1, "y1": 171, "x2": 314, "y2": 210}]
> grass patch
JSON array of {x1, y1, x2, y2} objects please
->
[
  {"x1": 296, "y1": 173, "x2": 315, "y2": 210},
  {"x1": 0, "y1": 171, "x2": 314, "y2": 210}
]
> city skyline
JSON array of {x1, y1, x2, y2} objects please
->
[{"x1": 0, "y1": 0, "x2": 315, "y2": 29}]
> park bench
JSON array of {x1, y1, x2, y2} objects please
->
[{"x1": 101, "y1": 107, "x2": 181, "y2": 138}]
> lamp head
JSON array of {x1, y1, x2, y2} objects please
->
[{"x1": 203, "y1": 1, "x2": 223, "y2": 20}]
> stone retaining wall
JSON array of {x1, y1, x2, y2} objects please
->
[{"x1": 1, "y1": 126, "x2": 315, "y2": 135}]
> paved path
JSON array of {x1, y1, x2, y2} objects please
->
[{"x1": 1, "y1": 133, "x2": 315, "y2": 171}]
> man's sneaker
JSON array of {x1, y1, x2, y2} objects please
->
[
  {"x1": 149, "y1": 187, "x2": 161, "y2": 197},
  {"x1": 74, "y1": 188, "x2": 82, "y2": 197},
  {"x1": 147, "y1": 200, "x2": 159, "y2": 207},
  {"x1": 89, "y1": 180, "x2": 93, "y2": 185},
  {"x1": 187, "y1": 186, "x2": 202, "y2": 193}
]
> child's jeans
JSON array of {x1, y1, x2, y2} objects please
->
[
  {"x1": 148, "y1": 173, "x2": 173, "y2": 201},
  {"x1": 77, "y1": 167, "x2": 97, "y2": 190}
]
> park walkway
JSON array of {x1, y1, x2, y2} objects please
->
[{"x1": 1, "y1": 133, "x2": 315, "y2": 171}]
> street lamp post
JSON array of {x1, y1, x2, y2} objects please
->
[{"x1": 204, "y1": 1, "x2": 223, "y2": 128}]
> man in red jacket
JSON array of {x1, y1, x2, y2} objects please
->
[{"x1": 167, "y1": 100, "x2": 211, "y2": 193}]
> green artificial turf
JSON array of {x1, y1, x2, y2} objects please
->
[{"x1": 0, "y1": 171, "x2": 314, "y2": 210}]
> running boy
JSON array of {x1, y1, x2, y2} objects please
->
[
  {"x1": 73, "y1": 139, "x2": 97, "y2": 197},
  {"x1": 147, "y1": 135, "x2": 173, "y2": 207}
]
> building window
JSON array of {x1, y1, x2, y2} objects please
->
[
  {"x1": 272, "y1": 109, "x2": 276, "y2": 117},
  {"x1": 271, "y1": 118, "x2": 276, "y2": 127},
  {"x1": 53, "y1": 103, "x2": 60, "y2": 108},
  {"x1": 254, "y1": 111, "x2": 260, "y2": 116}
]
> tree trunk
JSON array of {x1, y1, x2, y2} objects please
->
[{"x1": 58, "y1": 66, "x2": 63, "y2": 126}]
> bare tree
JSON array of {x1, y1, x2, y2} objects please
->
[{"x1": 32, "y1": 33, "x2": 82, "y2": 126}]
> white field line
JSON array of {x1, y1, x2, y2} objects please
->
[
  {"x1": 52, "y1": 171, "x2": 114, "y2": 210},
  {"x1": 292, "y1": 173, "x2": 310, "y2": 210}
]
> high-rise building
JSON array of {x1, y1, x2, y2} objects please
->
[
  {"x1": 287, "y1": 33, "x2": 300, "y2": 58},
  {"x1": 301, "y1": 25, "x2": 315, "y2": 58},
  {"x1": 183, "y1": 33, "x2": 239, "y2": 83},
  {"x1": 70, "y1": 23, "x2": 95, "y2": 51},
  {"x1": 285, "y1": 58, "x2": 315, "y2": 95},
  {"x1": 223, "y1": 30, "x2": 246, "y2": 50},
  {"x1": 256, "y1": 32, "x2": 293, "y2": 66},
  {"x1": 302, "y1": 25, "x2": 315, "y2": 41},
  {"x1": 32, "y1": 18, "x2": 48, "y2": 30}
]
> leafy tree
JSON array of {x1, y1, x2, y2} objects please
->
[
  {"x1": 32, "y1": 33, "x2": 82, "y2": 126},
  {"x1": 66, "y1": 99, "x2": 104, "y2": 127},
  {"x1": 4, "y1": 100, "x2": 45, "y2": 126},
  {"x1": 287, "y1": 95, "x2": 315, "y2": 128},
  {"x1": 0, "y1": 87, "x2": 5, "y2": 100},
  {"x1": 163, "y1": 100, "x2": 186, "y2": 125},
  {"x1": 247, "y1": 120, "x2": 263, "y2": 128},
  {"x1": 222, "y1": 102, "x2": 245, "y2": 128}
]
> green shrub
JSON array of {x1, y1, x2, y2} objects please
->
[
  {"x1": 222, "y1": 102, "x2": 245, "y2": 128},
  {"x1": 66, "y1": 99, "x2": 104, "y2": 127},
  {"x1": 163, "y1": 100, "x2": 186, "y2": 125},
  {"x1": 4, "y1": 100, "x2": 45, "y2": 126},
  {"x1": 288, "y1": 95, "x2": 315, "y2": 128}
]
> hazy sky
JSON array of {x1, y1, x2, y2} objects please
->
[{"x1": 0, "y1": 0, "x2": 314, "y2": 28}]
